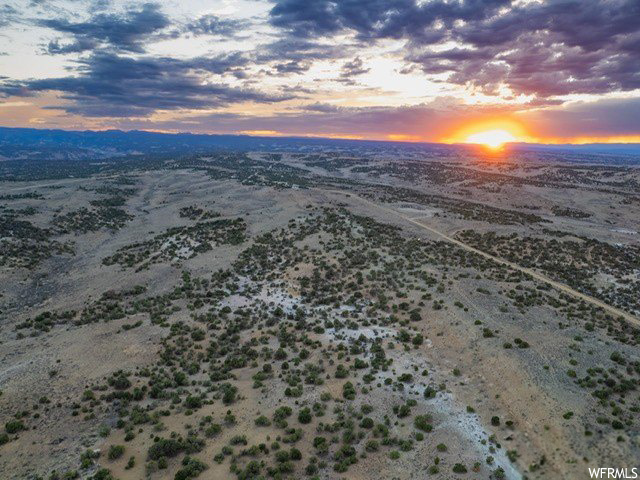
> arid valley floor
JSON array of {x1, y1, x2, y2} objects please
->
[{"x1": 1, "y1": 149, "x2": 639, "y2": 480}]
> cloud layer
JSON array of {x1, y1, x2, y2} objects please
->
[
  {"x1": 42, "y1": 3, "x2": 171, "y2": 54},
  {"x1": 270, "y1": 0, "x2": 640, "y2": 98},
  {"x1": 1, "y1": 52, "x2": 289, "y2": 117},
  {"x1": 0, "y1": 0, "x2": 638, "y2": 141}
]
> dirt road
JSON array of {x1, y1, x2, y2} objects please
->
[{"x1": 332, "y1": 189, "x2": 640, "y2": 329}]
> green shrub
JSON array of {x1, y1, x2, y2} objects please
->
[
  {"x1": 255, "y1": 415, "x2": 271, "y2": 427},
  {"x1": 148, "y1": 438, "x2": 182, "y2": 460},
  {"x1": 452, "y1": 463, "x2": 467, "y2": 473},
  {"x1": 414, "y1": 414, "x2": 433, "y2": 432},
  {"x1": 365, "y1": 440, "x2": 379, "y2": 452},
  {"x1": 174, "y1": 456, "x2": 207, "y2": 480},
  {"x1": 298, "y1": 408, "x2": 312, "y2": 424},
  {"x1": 5, "y1": 420, "x2": 25, "y2": 434},
  {"x1": 184, "y1": 396, "x2": 203, "y2": 409},
  {"x1": 360, "y1": 417, "x2": 374, "y2": 429},
  {"x1": 107, "y1": 445, "x2": 125, "y2": 460},
  {"x1": 342, "y1": 382, "x2": 356, "y2": 400}
]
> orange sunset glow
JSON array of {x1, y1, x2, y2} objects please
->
[
  {"x1": 464, "y1": 129, "x2": 517, "y2": 149},
  {"x1": 437, "y1": 117, "x2": 640, "y2": 148},
  {"x1": 443, "y1": 118, "x2": 533, "y2": 145}
]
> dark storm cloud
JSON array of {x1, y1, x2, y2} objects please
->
[
  {"x1": 413, "y1": 0, "x2": 640, "y2": 97},
  {"x1": 338, "y1": 57, "x2": 370, "y2": 84},
  {"x1": 188, "y1": 52, "x2": 252, "y2": 75},
  {"x1": 272, "y1": 61, "x2": 311, "y2": 75},
  {"x1": 0, "y1": 52, "x2": 292, "y2": 117},
  {"x1": 257, "y1": 37, "x2": 348, "y2": 77},
  {"x1": 269, "y1": 0, "x2": 640, "y2": 98},
  {"x1": 269, "y1": 0, "x2": 509, "y2": 42},
  {"x1": 301, "y1": 102, "x2": 343, "y2": 113},
  {"x1": 46, "y1": 36, "x2": 100, "y2": 55},
  {"x1": 258, "y1": 37, "x2": 347, "y2": 64},
  {"x1": 186, "y1": 14, "x2": 249, "y2": 37},
  {"x1": 341, "y1": 57, "x2": 369, "y2": 77},
  {"x1": 40, "y1": 2, "x2": 171, "y2": 54},
  {"x1": 0, "y1": 4, "x2": 19, "y2": 27}
]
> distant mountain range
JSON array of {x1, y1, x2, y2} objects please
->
[{"x1": 1, "y1": 126, "x2": 639, "y2": 163}]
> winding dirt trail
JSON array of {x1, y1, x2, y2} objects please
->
[{"x1": 330, "y1": 189, "x2": 640, "y2": 329}]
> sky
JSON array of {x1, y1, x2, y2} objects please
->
[{"x1": 0, "y1": 0, "x2": 639, "y2": 144}]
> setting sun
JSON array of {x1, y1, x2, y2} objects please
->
[
  {"x1": 442, "y1": 118, "x2": 534, "y2": 148},
  {"x1": 465, "y1": 129, "x2": 517, "y2": 149}
]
